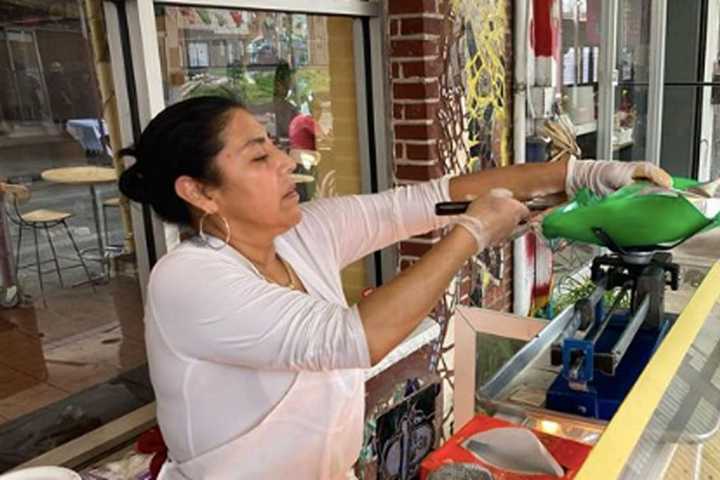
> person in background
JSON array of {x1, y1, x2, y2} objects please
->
[
  {"x1": 289, "y1": 93, "x2": 325, "y2": 200},
  {"x1": 118, "y1": 96, "x2": 672, "y2": 479},
  {"x1": 45, "y1": 61, "x2": 75, "y2": 126},
  {"x1": 272, "y1": 61, "x2": 299, "y2": 145}
]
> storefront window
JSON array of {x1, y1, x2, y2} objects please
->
[
  {"x1": 612, "y1": 0, "x2": 652, "y2": 162},
  {"x1": 0, "y1": 1, "x2": 149, "y2": 471},
  {"x1": 561, "y1": 0, "x2": 652, "y2": 161},
  {"x1": 560, "y1": 0, "x2": 600, "y2": 159},
  {"x1": 155, "y1": 6, "x2": 368, "y2": 302}
]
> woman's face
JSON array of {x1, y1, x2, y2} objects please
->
[{"x1": 208, "y1": 108, "x2": 301, "y2": 235}]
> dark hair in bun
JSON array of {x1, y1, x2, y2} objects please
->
[{"x1": 118, "y1": 96, "x2": 244, "y2": 225}]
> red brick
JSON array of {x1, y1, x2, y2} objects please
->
[
  {"x1": 388, "y1": 0, "x2": 437, "y2": 15},
  {"x1": 390, "y1": 19, "x2": 400, "y2": 36},
  {"x1": 402, "y1": 60, "x2": 443, "y2": 78},
  {"x1": 400, "y1": 241, "x2": 432, "y2": 257},
  {"x1": 415, "y1": 230, "x2": 443, "y2": 240},
  {"x1": 401, "y1": 17, "x2": 444, "y2": 35},
  {"x1": 404, "y1": 102, "x2": 439, "y2": 120},
  {"x1": 392, "y1": 62, "x2": 401, "y2": 78},
  {"x1": 394, "y1": 123, "x2": 438, "y2": 140},
  {"x1": 395, "y1": 142, "x2": 404, "y2": 158},
  {"x1": 396, "y1": 163, "x2": 444, "y2": 180},
  {"x1": 393, "y1": 104, "x2": 404, "y2": 119},
  {"x1": 392, "y1": 81, "x2": 439, "y2": 99},
  {"x1": 391, "y1": 39, "x2": 439, "y2": 57},
  {"x1": 406, "y1": 142, "x2": 438, "y2": 160}
]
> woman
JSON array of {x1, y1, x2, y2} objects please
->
[{"x1": 119, "y1": 96, "x2": 670, "y2": 479}]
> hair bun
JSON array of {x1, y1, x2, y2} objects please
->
[{"x1": 119, "y1": 163, "x2": 152, "y2": 204}]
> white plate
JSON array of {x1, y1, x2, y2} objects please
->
[{"x1": 0, "y1": 466, "x2": 81, "y2": 480}]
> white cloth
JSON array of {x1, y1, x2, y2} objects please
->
[{"x1": 148, "y1": 178, "x2": 451, "y2": 479}]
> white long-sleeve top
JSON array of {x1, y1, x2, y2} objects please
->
[{"x1": 146, "y1": 177, "x2": 451, "y2": 467}]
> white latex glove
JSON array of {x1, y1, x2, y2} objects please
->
[
  {"x1": 453, "y1": 188, "x2": 530, "y2": 254},
  {"x1": 565, "y1": 156, "x2": 673, "y2": 197}
]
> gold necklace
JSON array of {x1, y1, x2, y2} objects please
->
[
  {"x1": 278, "y1": 257, "x2": 297, "y2": 291},
  {"x1": 248, "y1": 255, "x2": 298, "y2": 290},
  {"x1": 256, "y1": 256, "x2": 296, "y2": 290}
]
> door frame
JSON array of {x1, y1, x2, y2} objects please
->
[{"x1": 596, "y1": 0, "x2": 667, "y2": 164}]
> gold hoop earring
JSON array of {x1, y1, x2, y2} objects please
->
[{"x1": 198, "y1": 212, "x2": 231, "y2": 250}]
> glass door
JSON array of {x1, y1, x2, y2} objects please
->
[
  {"x1": 4, "y1": 29, "x2": 53, "y2": 124},
  {"x1": 559, "y1": 0, "x2": 602, "y2": 159},
  {"x1": 564, "y1": 0, "x2": 666, "y2": 162},
  {"x1": 612, "y1": 0, "x2": 653, "y2": 162}
]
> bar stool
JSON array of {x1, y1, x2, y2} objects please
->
[
  {"x1": 1, "y1": 182, "x2": 95, "y2": 306},
  {"x1": 101, "y1": 196, "x2": 122, "y2": 249}
]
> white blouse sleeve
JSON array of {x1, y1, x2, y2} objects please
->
[
  {"x1": 297, "y1": 177, "x2": 452, "y2": 269},
  {"x1": 147, "y1": 252, "x2": 371, "y2": 372}
]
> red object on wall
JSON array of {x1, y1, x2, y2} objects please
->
[
  {"x1": 532, "y1": 0, "x2": 556, "y2": 57},
  {"x1": 420, "y1": 414, "x2": 592, "y2": 479}
]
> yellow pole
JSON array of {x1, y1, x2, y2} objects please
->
[
  {"x1": 82, "y1": 0, "x2": 134, "y2": 254},
  {"x1": 576, "y1": 261, "x2": 720, "y2": 479}
]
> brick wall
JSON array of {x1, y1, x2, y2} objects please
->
[
  {"x1": 388, "y1": 0, "x2": 445, "y2": 270},
  {"x1": 387, "y1": 0, "x2": 514, "y2": 314}
]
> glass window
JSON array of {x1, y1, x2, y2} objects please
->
[
  {"x1": 612, "y1": 0, "x2": 652, "y2": 162},
  {"x1": 155, "y1": 6, "x2": 369, "y2": 302},
  {"x1": 560, "y1": 0, "x2": 602, "y2": 159},
  {"x1": 0, "y1": 2, "x2": 149, "y2": 471},
  {"x1": 560, "y1": 0, "x2": 653, "y2": 161}
]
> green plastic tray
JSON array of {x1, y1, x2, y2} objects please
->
[{"x1": 542, "y1": 177, "x2": 720, "y2": 249}]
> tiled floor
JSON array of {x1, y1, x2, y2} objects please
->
[{"x1": 0, "y1": 273, "x2": 145, "y2": 427}]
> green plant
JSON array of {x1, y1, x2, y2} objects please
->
[{"x1": 547, "y1": 280, "x2": 631, "y2": 319}]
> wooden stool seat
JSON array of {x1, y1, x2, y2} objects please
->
[
  {"x1": 102, "y1": 197, "x2": 121, "y2": 207},
  {"x1": 21, "y1": 209, "x2": 72, "y2": 223}
]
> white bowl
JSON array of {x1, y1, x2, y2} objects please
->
[{"x1": 0, "y1": 466, "x2": 81, "y2": 480}]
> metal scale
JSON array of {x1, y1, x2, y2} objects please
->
[
  {"x1": 545, "y1": 245, "x2": 680, "y2": 419},
  {"x1": 482, "y1": 228, "x2": 681, "y2": 421}
]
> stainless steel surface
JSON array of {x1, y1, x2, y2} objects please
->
[
  {"x1": 621, "y1": 251, "x2": 657, "y2": 265},
  {"x1": 611, "y1": 295, "x2": 650, "y2": 365},
  {"x1": 589, "y1": 287, "x2": 629, "y2": 344},
  {"x1": 598, "y1": 0, "x2": 619, "y2": 160},
  {"x1": 480, "y1": 305, "x2": 576, "y2": 400},
  {"x1": 646, "y1": 0, "x2": 667, "y2": 166}
]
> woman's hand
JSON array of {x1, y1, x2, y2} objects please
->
[
  {"x1": 453, "y1": 189, "x2": 530, "y2": 254},
  {"x1": 358, "y1": 188, "x2": 529, "y2": 364},
  {"x1": 565, "y1": 157, "x2": 673, "y2": 197}
]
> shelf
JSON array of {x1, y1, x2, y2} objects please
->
[
  {"x1": 574, "y1": 121, "x2": 597, "y2": 136},
  {"x1": 365, "y1": 317, "x2": 440, "y2": 380},
  {"x1": 612, "y1": 140, "x2": 634, "y2": 151}
]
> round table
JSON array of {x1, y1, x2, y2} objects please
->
[
  {"x1": 291, "y1": 173, "x2": 315, "y2": 184},
  {"x1": 41, "y1": 166, "x2": 116, "y2": 185},
  {"x1": 41, "y1": 167, "x2": 118, "y2": 276}
]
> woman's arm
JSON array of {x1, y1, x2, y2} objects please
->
[
  {"x1": 357, "y1": 192, "x2": 528, "y2": 364},
  {"x1": 297, "y1": 178, "x2": 451, "y2": 269},
  {"x1": 447, "y1": 156, "x2": 673, "y2": 201},
  {"x1": 449, "y1": 158, "x2": 568, "y2": 202}
]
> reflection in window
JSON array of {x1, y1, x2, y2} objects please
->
[
  {"x1": 0, "y1": 1, "x2": 148, "y2": 471},
  {"x1": 156, "y1": 6, "x2": 368, "y2": 302}
]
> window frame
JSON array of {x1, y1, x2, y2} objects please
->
[{"x1": 124, "y1": 0, "x2": 391, "y2": 291}]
